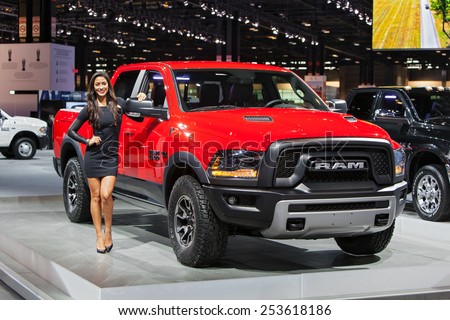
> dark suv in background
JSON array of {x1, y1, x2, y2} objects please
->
[{"x1": 346, "y1": 86, "x2": 450, "y2": 222}]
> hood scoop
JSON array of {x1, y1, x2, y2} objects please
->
[
  {"x1": 343, "y1": 115, "x2": 357, "y2": 123},
  {"x1": 243, "y1": 115, "x2": 273, "y2": 122}
]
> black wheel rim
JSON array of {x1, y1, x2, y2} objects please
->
[
  {"x1": 174, "y1": 195, "x2": 195, "y2": 248},
  {"x1": 66, "y1": 171, "x2": 78, "y2": 212}
]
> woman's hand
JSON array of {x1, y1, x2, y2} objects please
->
[
  {"x1": 137, "y1": 92, "x2": 147, "y2": 101},
  {"x1": 88, "y1": 136, "x2": 102, "y2": 146}
]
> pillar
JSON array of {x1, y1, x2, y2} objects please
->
[{"x1": 18, "y1": 0, "x2": 56, "y2": 43}]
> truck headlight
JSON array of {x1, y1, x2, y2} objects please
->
[
  {"x1": 394, "y1": 147, "x2": 405, "y2": 178},
  {"x1": 38, "y1": 126, "x2": 47, "y2": 135},
  {"x1": 208, "y1": 150, "x2": 263, "y2": 179}
]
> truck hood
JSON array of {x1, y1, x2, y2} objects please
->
[
  {"x1": 422, "y1": 118, "x2": 450, "y2": 138},
  {"x1": 424, "y1": 118, "x2": 450, "y2": 128},
  {"x1": 181, "y1": 108, "x2": 392, "y2": 149},
  {"x1": 10, "y1": 116, "x2": 47, "y2": 127}
]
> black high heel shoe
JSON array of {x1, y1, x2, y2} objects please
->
[
  {"x1": 105, "y1": 243, "x2": 113, "y2": 253},
  {"x1": 97, "y1": 247, "x2": 107, "y2": 254}
]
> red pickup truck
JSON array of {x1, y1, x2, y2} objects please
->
[{"x1": 53, "y1": 61, "x2": 407, "y2": 267}]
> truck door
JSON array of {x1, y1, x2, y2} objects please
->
[
  {"x1": 372, "y1": 90, "x2": 410, "y2": 142},
  {"x1": 0, "y1": 110, "x2": 11, "y2": 146},
  {"x1": 114, "y1": 67, "x2": 172, "y2": 204}
]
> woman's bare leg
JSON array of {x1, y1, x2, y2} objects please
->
[
  {"x1": 87, "y1": 177, "x2": 105, "y2": 252},
  {"x1": 100, "y1": 176, "x2": 116, "y2": 249}
]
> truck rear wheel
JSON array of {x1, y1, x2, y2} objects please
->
[
  {"x1": 63, "y1": 158, "x2": 91, "y2": 223},
  {"x1": 412, "y1": 164, "x2": 450, "y2": 221},
  {"x1": 13, "y1": 137, "x2": 36, "y2": 159},
  {"x1": 334, "y1": 221, "x2": 395, "y2": 255},
  {"x1": 168, "y1": 175, "x2": 228, "y2": 267}
]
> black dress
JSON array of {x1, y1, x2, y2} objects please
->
[{"x1": 67, "y1": 105, "x2": 122, "y2": 178}]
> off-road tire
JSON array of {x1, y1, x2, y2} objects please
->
[
  {"x1": 412, "y1": 164, "x2": 450, "y2": 221},
  {"x1": 168, "y1": 175, "x2": 228, "y2": 267},
  {"x1": 335, "y1": 220, "x2": 395, "y2": 255},
  {"x1": 13, "y1": 137, "x2": 36, "y2": 159},
  {"x1": 63, "y1": 158, "x2": 91, "y2": 222}
]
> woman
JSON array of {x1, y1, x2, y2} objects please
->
[{"x1": 68, "y1": 72, "x2": 122, "y2": 254}]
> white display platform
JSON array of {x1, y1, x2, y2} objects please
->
[
  {"x1": 1, "y1": 195, "x2": 450, "y2": 300},
  {"x1": 1, "y1": 151, "x2": 450, "y2": 300}
]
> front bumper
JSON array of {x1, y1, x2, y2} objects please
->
[
  {"x1": 203, "y1": 180, "x2": 407, "y2": 239},
  {"x1": 37, "y1": 135, "x2": 49, "y2": 149}
]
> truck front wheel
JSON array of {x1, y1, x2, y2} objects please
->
[
  {"x1": 13, "y1": 137, "x2": 36, "y2": 159},
  {"x1": 334, "y1": 221, "x2": 395, "y2": 255},
  {"x1": 63, "y1": 158, "x2": 91, "y2": 222},
  {"x1": 168, "y1": 175, "x2": 228, "y2": 267},
  {"x1": 412, "y1": 164, "x2": 450, "y2": 221}
]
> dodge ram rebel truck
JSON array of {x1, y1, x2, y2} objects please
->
[
  {"x1": 346, "y1": 86, "x2": 450, "y2": 222},
  {"x1": 0, "y1": 108, "x2": 48, "y2": 159},
  {"x1": 53, "y1": 61, "x2": 407, "y2": 267}
]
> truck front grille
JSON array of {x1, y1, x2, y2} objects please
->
[
  {"x1": 275, "y1": 149, "x2": 301, "y2": 178},
  {"x1": 274, "y1": 144, "x2": 392, "y2": 186},
  {"x1": 302, "y1": 170, "x2": 369, "y2": 183}
]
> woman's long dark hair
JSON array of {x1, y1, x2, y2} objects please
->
[{"x1": 86, "y1": 71, "x2": 121, "y2": 129}]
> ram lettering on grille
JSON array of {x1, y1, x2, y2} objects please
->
[{"x1": 312, "y1": 161, "x2": 367, "y2": 170}]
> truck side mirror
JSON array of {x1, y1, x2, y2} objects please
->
[
  {"x1": 329, "y1": 99, "x2": 348, "y2": 113},
  {"x1": 116, "y1": 97, "x2": 126, "y2": 111},
  {"x1": 125, "y1": 98, "x2": 169, "y2": 120}
]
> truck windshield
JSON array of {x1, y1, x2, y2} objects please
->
[{"x1": 173, "y1": 69, "x2": 329, "y2": 112}]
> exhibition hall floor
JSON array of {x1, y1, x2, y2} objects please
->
[{"x1": 1, "y1": 150, "x2": 450, "y2": 300}]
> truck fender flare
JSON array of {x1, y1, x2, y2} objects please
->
[
  {"x1": 60, "y1": 135, "x2": 85, "y2": 175},
  {"x1": 407, "y1": 144, "x2": 449, "y2": 181},
  {"x1": 163, "y1": 152, "x2": 210, "y2": 205}
]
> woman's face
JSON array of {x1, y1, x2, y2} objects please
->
[{"x1": 93, "y1": 76, "x2": 109, "y2": 98}]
